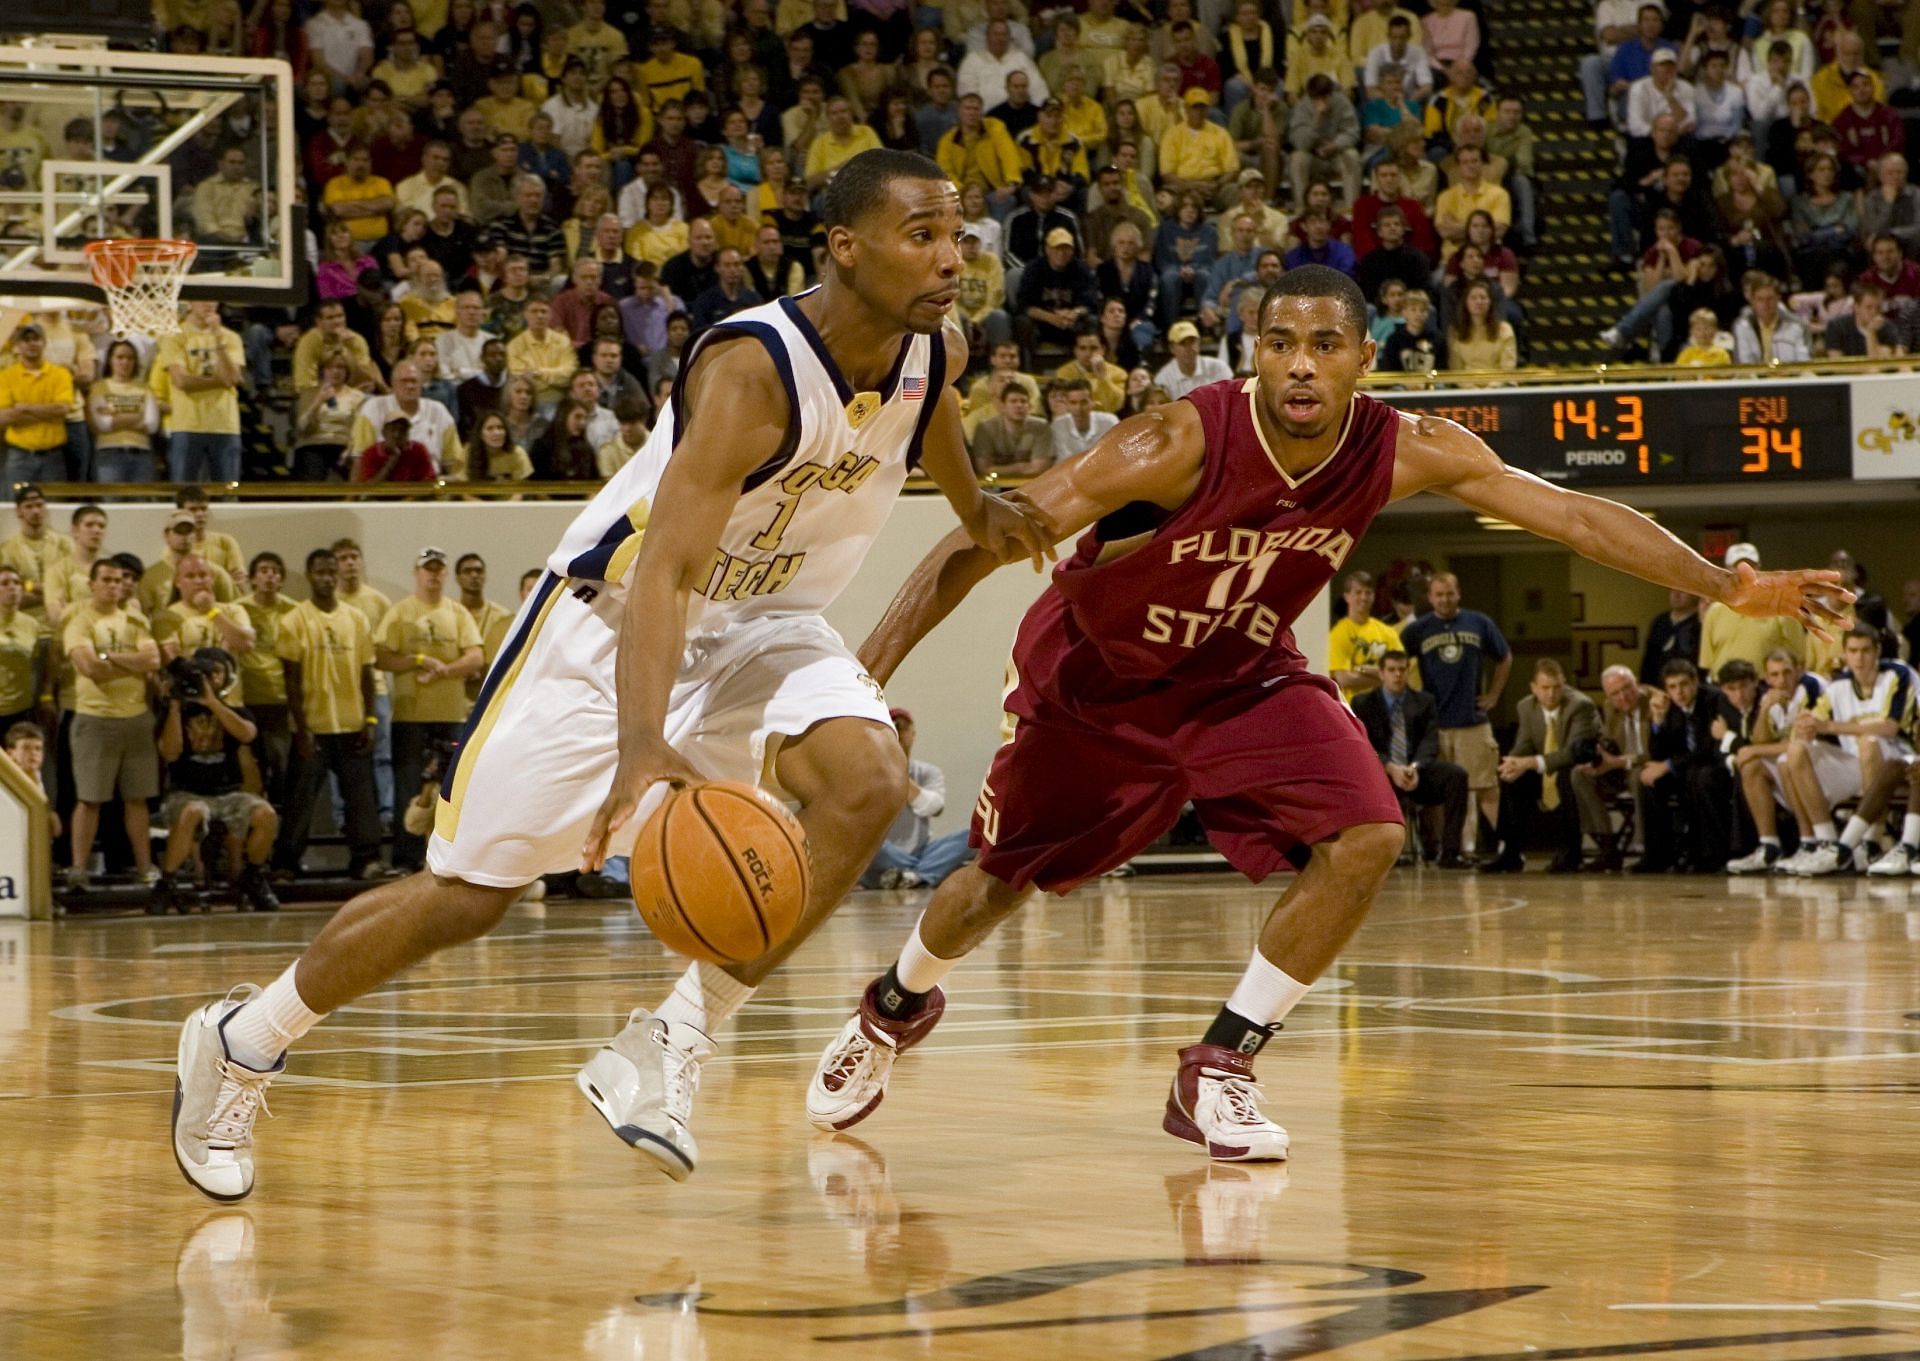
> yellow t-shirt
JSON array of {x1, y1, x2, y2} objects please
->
[
  {"x1": 323, "y1": 173, "x2": 397, "y2": 242},
  {"x1": 377, "y1": 595, "x2": 482, "y2": 724},
  {"x1": 623, "y1": 219, "x2": 689, "y2": 268},
  {"x1": 0, "y1": 609, "x2": 46, "y2": 714},
  {"x1": 1157, "y1": 120, "x2": 1238, "y2": 183},
  {"x1": 0, "y1": 361, "x2": 75, "y2": 450},
  {"x1": 1328, "y1": 615, "x2": 1406, "y2": 701},
  {"x1": 566, "y1": 20, "x2": 630, "y2": 86},
  {"x1": 338, "y1": 583, "x2": 394, "y2": 697},
  {"x1": 152, "y1": 325, "x2": 244, "y2": 435},
  {"x1": 805, "y1": 124, "x2": 883, "y2": 182},
  {"x1": 61, "y1": 604, "x2": 155, "y2": 719},
  {"x1": 237, "y1": 593, "x2": 297, "y2": 707},
  {"x1": 195, "y1": 529, "x2": 247, "y2": 581},
  {"x1": 277, "y1": 599, "x2": 374, "y2": 735},
  {"x1": 637, "y1": 52, "x2": 705, "y2": 108},
  {"x1": 0, "y1": 530, "x2": 74, "y2": 620},
  {"x1": 1675, "y1": 344, "x2": 1731, "y2": 367},
  {"x1": 139, "y1": 557, "x2": 237, "y2": 620}
]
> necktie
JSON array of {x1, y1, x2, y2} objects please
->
[
  {"x1": 1684, "y1": 709, "x2": 1696, "y2": 752},
  {"x1": 1541, "y1": 711, "x2": 1560, "y2": 810},
  {"x1": 1389, "y1": 702, "x2": 1409, "y2": 766}
]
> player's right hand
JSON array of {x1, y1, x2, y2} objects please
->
[{"x1": 581, "y1": 740, "x2": 702, "y2": 872}]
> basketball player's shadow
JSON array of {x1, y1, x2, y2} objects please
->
[
  {"x1": 1164, "y1": 1163, "x2": 1293, "y2": 1263},
  {"x1": 806, "y1": 1132, "x2": 955, "y2": 1298}
]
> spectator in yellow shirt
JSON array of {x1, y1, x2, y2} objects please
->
[
  {"x1": 63, "y1": 559, "x2": 162, "y2": 891},
  {"x1": 638, "y1": 27, "x2": 705, "y2": 110},
  {"x1": 375, "y1": 547, "x2": 484, "y2": 869},
  {"x1": 505, "y1": 298, "x2": 580, "y2": 411},
  {"x1": 1433, "y1": 144, "x2": 1509, "y2": 254},
  {"x1": 1329, "y1": 570, "x2": 1409, "y2": 701},
  {"x1": 806, "y1": 96, "x2": 883, "y2": 190},
  {"x1": 1159, "y1": 88, "x2": 1238, "y2": 204},
  {"x1": 153, "y1": 301, "x2": 247, "y2": 482},
  {"x1": 322, "y1": 144, "x2": 397, "y2": 243},
  {"x1": 937, "y1": 95, "x2": 1025, "y2": 207},
  {"x1": 0, "y1": 324, "x2": 76, "y2": 485}
]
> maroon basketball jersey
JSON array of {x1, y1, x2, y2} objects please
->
[{"x1": 1042, "y1": 379, "x2": 1400, "y2": 694}]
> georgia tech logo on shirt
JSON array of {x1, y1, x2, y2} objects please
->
[{"x1": 698, "y1": 451, "x2": 882, "y2": 603}]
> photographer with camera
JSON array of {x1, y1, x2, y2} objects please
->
[
  {"x1": 154, "y1": 550, "x2": 255, "y2": 703},
  {"x1": 153, "y1": 647, "x2": 280, "y2": 915}
]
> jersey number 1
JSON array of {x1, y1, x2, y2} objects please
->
[{"x1": 750, "y1": 497, "x2": 799, "y2": 551}]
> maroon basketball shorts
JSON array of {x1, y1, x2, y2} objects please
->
[{"x1": 972, "y1": 669, "x2": 1404, "y2": 894}]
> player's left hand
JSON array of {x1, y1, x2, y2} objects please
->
[
  {"x1": 1722, "y1": 562, "x2": 1853, "y2": 641},
  {"x1": 963, "y1": 490, "x2": 1056, "y2": 572}
]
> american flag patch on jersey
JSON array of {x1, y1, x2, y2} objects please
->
[{"x1": 901, "y1": 376, "x2": 927, "y2": 400}]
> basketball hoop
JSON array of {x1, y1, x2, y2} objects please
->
[{"x1": 83, "y1": 238, "x2": 198, "y2": 337}]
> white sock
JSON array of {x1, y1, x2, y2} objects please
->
[
  {"x1": 223, "y1": 962, "x2": 324, "y2": 1071},
  {"x1": 1840, "y1": 816, "x2": 1871, "y2": 849},
  {"x1": 1813, "y1": 821, "x2": 1838, "y2": 844},
  {"x1": 895, "y1": 918, "x2": 960, "y2": 994},
  {"x1": 1760, "y1": 836, "x2": 1780, "y2": 849},
  {"x1": 654, "y1": 961, "x2": 755, "y2": 1036},
  {"x1": 1224, "y1": 950, "x2": 1313, "y2": 1029},
  {"x1": 1902, "y1": 814, "x2": 1920, "y2": 849}
]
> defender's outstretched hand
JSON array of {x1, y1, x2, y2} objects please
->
[
  {"x1": 1723, "y1": 563, "x2": 1854, "y2": 641},
  {"x1": 962, "y1": 490, "x2": 1056, "y2": 572}
]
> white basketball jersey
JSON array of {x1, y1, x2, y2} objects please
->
[{"x1": 548, "y1": 291, "x2": 944, "y2": 638}]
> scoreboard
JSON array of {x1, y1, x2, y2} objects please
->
[{"x1": 1386, "y1": 382, "x2": 1856, "y2": 486}]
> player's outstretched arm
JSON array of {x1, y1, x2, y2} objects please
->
[
  {"x1": 859, "y1": 401, "x2": 1208, "y2": 686},
  {"x1": 1390, "y1": 412, "x2": 1853, "y2": 637},
  {"x1": 915, "y1": 320, "x2": 1053, "y2": 570},
  {"x1": 581, "y1": 338, "x2": 792, "y2": 871}
]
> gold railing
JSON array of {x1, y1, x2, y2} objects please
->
[{"x1": 1360, "y1": 353, "x2": 1920, "y2": 388}]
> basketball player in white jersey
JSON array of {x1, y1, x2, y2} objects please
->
[{"x1": 169, "y1": 150, "x2": 1049, "y2": 1200}]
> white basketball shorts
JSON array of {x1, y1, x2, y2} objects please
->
[
  {"x1": 1765, "y1": 742, "x2": 1864, "y2": 808},
  {"x1": 427, "y1": 573, "x2": 892, "y2": 887}
]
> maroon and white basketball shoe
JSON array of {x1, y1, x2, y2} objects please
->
[
  {"x1": 1162, "y1": 1042, "x2": 1291, "y2": 1161},
  {"x1": 805, "y1": 977, "x2": 946, "y2": 1131}
]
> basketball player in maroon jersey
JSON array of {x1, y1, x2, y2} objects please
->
[{"x1": 805, "y1": 266, "x2": 1849, "y2": 1160}]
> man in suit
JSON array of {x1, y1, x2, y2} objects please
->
[
  {"x1": 1352, "y1": 650, "x2": 1470, "y2": 867},
  {"x1": 1571, "y1": 663, "x2": 1656, "y2": 871},
  {"x1": 1639, "y1": 657, "x2": 1732, "y2": 872},
  {"x1": 1486, "y1": 659, "x2": 1601, "y2": 873}
]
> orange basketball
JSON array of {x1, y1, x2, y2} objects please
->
[{"x1": 628, "y1": 781, "x2": 812, "y2": 965}]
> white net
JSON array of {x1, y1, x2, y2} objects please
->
[{"x1": 83, "y1": 239, "x2": 198, "y2": 337}]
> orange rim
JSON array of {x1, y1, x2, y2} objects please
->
[{"x1": 83, "y1": 238, "x2": 198, "y2": 288}]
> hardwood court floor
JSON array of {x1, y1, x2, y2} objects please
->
[{"x1": 5, "y1": 871, "x2": 1920, "y2": 1361}]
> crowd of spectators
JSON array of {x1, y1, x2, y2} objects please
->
[
  {"x1": 0, "y1": 0, "x2": 1533, "y2": 497},
  {"x1": 1328, "y1": 547, "x2": 1920, "y2": 876},
  {"x1": 0, "y1": 481, "x2": 546, "y2": 909},
  {"x1": 1590, "y1": 0, "x2": 1920, "y2": 362}
]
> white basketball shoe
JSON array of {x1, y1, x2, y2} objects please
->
[
  {"x1": 577, "y1": 1009, "x2": 712, "y2": 1181},
  {"x1": 172, "y1": 986, "x2": 282, "y2": 1201}
]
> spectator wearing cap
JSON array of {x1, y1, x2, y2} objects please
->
[
  {"x1": 955, "y1": 225, "x2": 1014, "y2": 352},
  {"x1": 958, "y1": 18, "x2": 1048, "y2": 111},
  {"x1": 474, "y1": 63, "x2": 538, "y2": 139},
  {"x1": 1161, "y1": 88, "x2": 1239, "y2": 208},
  {"x1": 1002, "y1": 172, "x2": 1081, "y2": 274},
  {"x1": 1154, "y1": 320, "x2": 1234, "y2": 399},
  {"x1": 356, "y1": 415, "x2": 440, "y2": 482},
  {"x1": 141, "y1": 511, "x2": 238, "y2": 618},
  {"x1": 62, "y1": 557, "x2": 162, "y2": 895},
  {"x1": 176, "y1": 485, "x2": 246, "y2": 584},
  {"x1": 0, "y1": 326, "x2": 77, "y2": 485},
  {"x1": 861, "y1": 708, "x2": 975, "y2": 890},
  {"x1": 0, "y1": 562, "x2": 49, "y2": 740},
  {"x1": 1627, "y1": 47, "x2": 1695, "y2": 141},
  {"x1": 1288, "y1": 74, "x2": 1362, "y2": 211},
  {"x1": 1700, "y1": 543, "x2": 1810, "y2": 675},
  {"x1": 374, "y1": 547, "x2": 484, "y2": 871},
  {"x1": 0, "y1": 486, "x2": 72, "y2": 624},
  {"x1": 1015, "y1": 226, "x2": 1100, "y2": 354},
  {"x1": 1215, "y1": 168, "x2": 1289, "y2": 251},
  {"x1": 1286, "y1": 13, "x2": 1350, "y2": 101},
  {"x1": 1016, "y1": 98, "x2": 1091, "y2": 197}
]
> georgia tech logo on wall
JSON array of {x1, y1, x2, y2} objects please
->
[{"x1": 1856, "y1": 408, "x2": 1919, "y2": 454}]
